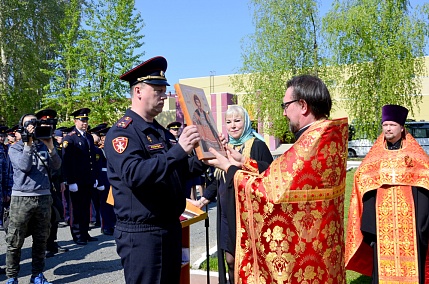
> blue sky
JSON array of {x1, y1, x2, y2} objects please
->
[{"x1": 136, "y1": 0, "x2": 427, "y2": 93}]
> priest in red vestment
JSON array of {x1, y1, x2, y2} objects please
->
[
  {"x1": 346, "y1": 104, "x2": 429, "y2": 283},
  {"x1": 208, "y1": 74, "x2": 348, "y2": 283}
]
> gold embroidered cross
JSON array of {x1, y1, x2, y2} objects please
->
[{"x1": 389, "y1": 168, "x2": 399, "y2": 183}]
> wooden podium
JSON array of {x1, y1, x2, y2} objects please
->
[{"x1": 180, "y1": 201, "x2": 208, "y2": 284}]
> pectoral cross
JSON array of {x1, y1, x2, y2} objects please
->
[{"x1": 389, "y1": 168, "x2": 398, "y2": 183}]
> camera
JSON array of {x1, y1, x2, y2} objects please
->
[{"x1": 20, "y1": 118, "x2": 57, "y2": 142}]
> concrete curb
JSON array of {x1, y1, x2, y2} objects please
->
[
  {"x1": 192, "y1": 245, "x2": 217, "y2": 269},
  {"x1": 190, "y1": 269, "x2": 219, "y2": 277}
]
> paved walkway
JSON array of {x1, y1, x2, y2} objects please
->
[
  {"x1": 0, "y1": 161, "x2": 360, "y2": 283},
  {"x1": 190, "y1": 270, "x2": 219, "y2": 284},
  {"x1": 0, "y1": 200, "x2": 219, "y2": 284}
]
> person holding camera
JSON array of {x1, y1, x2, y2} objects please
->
[{"x1": 5, "y1": 113, "x2": 61, "y2": 284}]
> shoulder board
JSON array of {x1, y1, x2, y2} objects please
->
[{"x1": 117, "y1": 116, "x2": 132, "y2": 129}]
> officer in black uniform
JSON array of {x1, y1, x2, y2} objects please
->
[
  {"x1": 166, "y1": 121, "x2": 182, "y2": 142},
  {"x1": 5, "y1": 125, "x2": 19, "y2": 209},
  {"x1": 88, "y1": 124, "x2": 106, "y2": 228},
  {"x1": 91, "y1": 124, "x2": 116, "y2": 235},
  {"x1": 104, "y1": 56, "x2": 207, "y2": 284},
  {"x1": 62, "y1": 108, "x2": 98, "y2": 245},
  {"x1": 55, "y1": 127, "x2": 72, "y2": 225},
  {"x1": 0, "y1": 125, "x2": 10, "y2": 231}
]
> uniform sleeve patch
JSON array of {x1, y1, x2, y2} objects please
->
[
  {"x1": 63, "y1": 141, "x2": 68, "y2": 148},
  {"x1": 112, "y1": 137, "x2": 128, "y2": 154},
  {"x1": 117, "y1": 116, "x2": 132, "y2": 129}
]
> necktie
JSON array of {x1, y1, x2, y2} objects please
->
[{"x1": 83, "y1": 132, "x2": 89, "y2": 146}]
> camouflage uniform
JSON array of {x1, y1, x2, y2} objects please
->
[{"x1": 5, "y1": 195, "x2": 52, "y2": 276}]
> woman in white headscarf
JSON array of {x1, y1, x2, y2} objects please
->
[{"x1": 190, "y1": 105, "x2": 273, "y2": 284}]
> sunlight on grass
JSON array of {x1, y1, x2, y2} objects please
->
[
  {"x1": 345, "y1": 169, "x2": 371, "y2": 283},
  {"x1": 199, "y1": 255, "x2": 218, "y2": 271},
  {"x1": 199, "y1": 168, "x2": 372, "y2": 283}
]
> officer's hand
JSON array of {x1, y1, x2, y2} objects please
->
[
  {"x1": 97, "y1": 185, "x2": 105, "y2": 191},
  {"x1": 69, "y1": 183, "x2": 78, "y2": 192},
  {"x1": 178, "y1": 125, "x2": 200, "y2": 154},
  {"x1": 186, "y1": 198, "x2": 202, "y2": 208},
  {"x1": 219, "y1": 133, "x2": 228, "y2": 148}
]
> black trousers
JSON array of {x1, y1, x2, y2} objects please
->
[
  {"x1": 98, "y1": 188, "x2": 116, "y2": 230},
  {"x1": 115, "y1": 222, "x2": 182, "y2": 284},
  {"x1": 90, "y1": 187, "x2": 101, "y2": 224},
  {"x1": 46, "y1": 190, "x2": 64, "y2": 251},
  {"x1": 69, "y1": 184, "x2": 91, "y2": 241}
]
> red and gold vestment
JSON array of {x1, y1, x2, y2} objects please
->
[
  {"x1": 346, "y1": 132, "x2": 429, "y2": 283},
  {"x1": 233, "y1": 118, "x2": 348, "y2": 284}
]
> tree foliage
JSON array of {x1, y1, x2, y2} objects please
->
[
  {"x1": 234, "y1": 0, "x2": 429, "y2": 142},
  {"x1": 42, "y1": 0, "x2": 144, "y2": 127},
  {"x1": 74, "y1": 0, "x2": 144, "y2": 125},
  {"x1": 232, "y1": 0, "x2": 326, "y2": 142},
  {"x1": 0, "y1": 0, "x2": 144, "y2": 129},
  {"x1": 0, "y1": 0, "x2": 66, "y2": 126},
  {"x1": 324, "y1": 0, "x2": 429, "y2": 140},
  {"x1": 41, "y1": 0, "x2": 84, "y2": 125}
]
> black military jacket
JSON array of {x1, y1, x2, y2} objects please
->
[
  {"x1": 62, "y1": 127, "x2": 97, "y2": 186},
  {"x1": 104, "y1": 109, "x2": 206, "y2": 232}
]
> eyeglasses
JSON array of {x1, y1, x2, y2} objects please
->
[{"x1": 281, "y1": 99, "x2": 299, "y2": 110}]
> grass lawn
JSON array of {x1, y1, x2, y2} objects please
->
[{"x1": 200, "y1": 168, "x2": 372, "y2": 283}]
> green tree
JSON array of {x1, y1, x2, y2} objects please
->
[
  {"x1": 43, "y1": 0, "x2": 144, "y2": 126},
  {"x1": 323, "y1": 0, "x2": 429, "y2": 139},
  {"x1": 41, "y1": 0, "x2": 84, "y2": 126},
  {"x1": 77, "y1": 0, "x2": 144, "y2": 125},
  {"x1": 0, "y1": 0, "x2": 66, "y2": 126},
  {"x1": 233, "y1": 0, "x2": 326, "y2": 141}
]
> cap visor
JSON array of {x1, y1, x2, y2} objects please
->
[{"x1": 144, "y1": 80, "x2": 170, "y2": 86}]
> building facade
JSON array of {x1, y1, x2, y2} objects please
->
[{"x1": 158, "y1": 57, "x2": 429, "y2": 151}]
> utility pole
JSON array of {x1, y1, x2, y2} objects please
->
[{"x1": 209, "y1": 71, "x2": 215, "y2": 94}]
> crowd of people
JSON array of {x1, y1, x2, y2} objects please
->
[
  {"x1": 0, "y1": 54, "x2": 428, "y2": 284},
  {"x1": 0, "y1": 108, "x2": 116, "y2": 284}
]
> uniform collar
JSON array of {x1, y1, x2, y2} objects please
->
[
  {"x1": 125, "y1": 108, "x2": 165, "y2": 136},
  {"x1": 76, "y1": 128, "x2": 86, "y2": 137}
]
